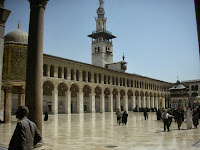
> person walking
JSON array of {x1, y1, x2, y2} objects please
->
[
  {"x1": 8, "y1": 106, "x2": 42, "y2": 150},
  {"x1": 185, "y1": 107, "x2": 193, "y2": 129},
  {"x1": 175, "y1": 108, "x2": 183, "y2": 129},
  {"x1": 122, "y1": 110, "x2": 128, "y2": 125},
  {"x1": 44, "y1": 108, "x2": 48, "y2": 121},
  {"x1": 192, "y1": 108, "x2": 199, "y2": 128},
  {"x1": 116, "y1": 108, "x2": 122, "y2": 125},
  {"x1": 162, "y1": 109, "x2": 174, "y2": 132}
]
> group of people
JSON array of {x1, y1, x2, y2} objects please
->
[
  {"x1": 160, "y1": 106, "x2": 200, "y2": 132},
  {"x1": 116, "y1": 109, "x2": 128, "y2": 125}
]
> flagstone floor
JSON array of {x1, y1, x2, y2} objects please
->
[{"x1": 0, "y1": 112, "x2": 200, "y2": 150}]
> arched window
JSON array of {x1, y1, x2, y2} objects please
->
[
  {"x1": 131, "y1": 80, "x2": 133, "y2": 87},
  {"x1": 127, "y1": 79, "x2": 129, "y2": 87},
  {"x1": 104, "y1": 75, "x2": 107, "y2": 84},
  {"x1": 76, "y1": 70, "x2": 79, "y2": 81},
  {"x1": 120, "y1": 78, "x2": 122, "y2": 86},
  {"x1": 94, "y1": 73, "x2": 97, "y2": 83},
  {"x1": 116, "y1": 77, "x2": 118, "y2": 85},
  {"x1": 88, "y1": 72, "x2": 91, "y2": 82},
  {"x1": 195, "y1": 85, "x2": 198, "y2": 91},
  {"x1": 64, "y1": 67, "x2": 67, "y2": 79},
  {"x1": 58, "y1": 67, "x2": 62, "y2": 78},
  {"x1": 50, "y1": 65, "x2": 54, "y2": 77},
  {"x1": 71, "y1": 69, "x2": 74, "y2": 80},
  {"x1": 123, "y1": 78, "x2": 125, "y2": 86},
  {"x1": 43, "y1": 64, "x2": 48, "y2": 76},
  {"x1": 112, "y1": 77, "x2": 115, "y2": 85},
  {"x1": 83, "y1": 71, "x2": 86, "y2": 82},
  {"x1": 99, "y1": 74, "x2": 101, "y2": 83},
  {"x1": 108, "y1": 76, "x2": 110, "y2": 84}
]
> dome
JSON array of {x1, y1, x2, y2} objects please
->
[
  {"x1": 4, "y1": 29, "x2": 28, "y2": 45},
  {"x1": 170, "y1": 80, "x2": 186, "y2": 90}
]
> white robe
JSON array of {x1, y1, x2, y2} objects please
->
[{"x1": 185, "y1": 110, "x2": 192, "y2": 129}]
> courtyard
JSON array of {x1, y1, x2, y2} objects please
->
[{"x1": 0, "y1": 112, "x2": 200, "y2": 150}]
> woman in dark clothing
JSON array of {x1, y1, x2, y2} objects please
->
[
  {"x1": 156, "y1": 109, "x2": 161, "y2": 120},
  {"x1": 175, "y1": 108, "x2": 183, "y2": 129},
  {"x1": 44, "y1": 109, "x2": 48, "y2": 121},
  {"x1": 122, "y1": 110, "x2": 128, "y2": 125},
  {"x1": 192, "y1": 109, "x2": 199, "y2": 128},
  {"x1": 144, "y1": 108, "x2": 148, "y2": 120}
]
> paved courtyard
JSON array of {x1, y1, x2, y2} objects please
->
[{"x1": 0, "y1": 112, "x2": 200, "y2": 150}]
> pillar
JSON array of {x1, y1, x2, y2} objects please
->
[
  {"x1": 4, "y1": 86, "x2": 12, "y2": 123},
  {"x1": 89, "y1": 90, "x2": 95, "y2": 113},
  {"x1": 143, "y1": 96, "x2": 146, "y2": 108},
  {"x1": 116, "y1": 93, "x2": 120, "y2": 111},
  {"x1": 138, "y1": 96, "x2": 141, "y2": 108},
  {"x1": 108, "y1": 93, "x2": 113, "y2": 112},
  {"x1": 25, "y1": 0, "x2": 48, "y2": 133},
  {"x1": 100, "y1": 93, "x2": 105, "y2": 113},
  {"x1": 47, "y1": 65, "x2": 50, "y2": 77},
  {"x1": 18, "y1": 86, "x2": 25, "y2": 107},
  {"x1": 77, "y1": 89, "x2": 84, "y2": 113},
  {"x1": 132, "y1": 96, "x2": 136, "y2": 110},
  {"x1": 152, "y1": 97, "x2": 155, "y2": 108},
  {"x1": 52, "y1": 88, "x2": 58, "y2": 114},
  {"x1": 67, "y1": 68, "x2": 71, "y2": 80},
  {"x1": 124, "y1": 91, "x2": 128, "y2": 111},
  {"x1": 1, "y1": 88, "x2": 4, "y2": 109},
  {"x1": 162, "y1": 98, "x2": 165, "y2": 109},
  {"x1": 0, "y1": 1, "x2": 11, "y2": 115},
  {"x1": 155, "y1": 97, "x2": 158, "y2": 109},
  {"x1": 147, "y1": 96, "x2": 150, "y2": 108},
  {"x1": 65, "y1": 90, "x2": 71, "y2": 114}
]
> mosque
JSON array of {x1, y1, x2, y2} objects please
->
[{"x1": 1, "y1": 0, "x2": 200, "y2": 122}]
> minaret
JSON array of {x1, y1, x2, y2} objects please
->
[{"x1": 88, "y1": 0, "x2": 116, "y2": 68}]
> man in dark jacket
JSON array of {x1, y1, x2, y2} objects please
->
[{"x1": 8, "y1": 106, "x2": 42, "y2": 150}]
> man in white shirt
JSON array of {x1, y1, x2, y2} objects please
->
[{"x1": 162, "y1": 109, "x2": 174, "y2": 131}]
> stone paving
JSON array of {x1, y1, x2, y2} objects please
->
[{"x1": 0, "y1": 112, "x2": 200, "y2": 150}]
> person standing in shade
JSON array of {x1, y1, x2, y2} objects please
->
[
  {"x1": 144, "y1": 108, "x2": 148, "y2": 120},
  {"x1": 44, "y1": 108, "x2": 48, "y2": 121},
  {"x1": 175, "y1": 108, "x2": 183, "y2": 129},
  {"x1": 122, "y1": 110, "x2": 128, "y2": 125},
  {"x1": 162, "y1": 109, "x2": 174, "y2": 132},
  {"x1": 185, "y1": 107, "x2": 193, "y2": 129},
  {"x1": 116, "y1": 108, "x2": 122, "y2": 125},
  {"x1": 192, "y1": 108, "x2": 199, "y2": 128},
  {"x1": 8, "y1": 106, "x2": 42, "y2": 150}
]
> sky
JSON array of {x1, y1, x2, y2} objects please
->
[{"x1": 4, "y1": 0, "x2": 200, "y2": 83}]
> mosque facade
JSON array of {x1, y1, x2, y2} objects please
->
[{"x1": 1, "y1": 1, "x2": 199, "y2": 119}]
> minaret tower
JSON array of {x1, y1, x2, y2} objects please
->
[{"x1": 88, "y1": 0, "x2": 116, "y2": 68}]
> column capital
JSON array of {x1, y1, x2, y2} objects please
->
[
  {"x1": 18, "y1": 86, "x2": 25, "y2": 94},
  {"x1": 29, "y1": 0, "x2": 48, "y2": 9},
  {"x1": 4, "y1": 85, "x2": 12, "y2": 93}
]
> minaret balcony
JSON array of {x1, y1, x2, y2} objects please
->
[{"x1": 92, "y1": 29, "x2": 112, "y2": 34}]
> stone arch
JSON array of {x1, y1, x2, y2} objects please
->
[
  {"x1": 140, "y1": 91, "x2": 144, "y2": 97},
  {"x1": 58, "y1": 82, "x2": 68, "y2": 114},
  {"x1": 128, "y1": 90, "x2": 133, "y2": 111},
  {"x1": 83, "y1": 85, "x2": 92, "y2": 113},
  {"x1": 113, "y1": 88, "x2": 118, "y2": 112},
  {"x1": 104, "y1": 88, "x2": 110, "y2": 112},
  {"x1": 95, "y1": 86, "x2": 102, "y2": 112},
  {"x1": 43, "y1": 81, "x2": 54, "y2": 113},
  {"x1": 70, "y1": 84, "x2": 79, "y2": 113}
]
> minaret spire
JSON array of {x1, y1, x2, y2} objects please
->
[{"x1": 18, "y1": 20, "x2": 20, "y2": 29}]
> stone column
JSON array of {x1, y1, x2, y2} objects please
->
[
  {"x1": 65, "y1": 90, "x2": 71, "y2": 114},
  {"x1": 89, "y1": 90, "x2": 95, "y2": 113},
  {"x1": 52, "y1": 88, "x2": 58, "y2": 114},
  {"x1": 0, "y1": 1, "x2": 11, "y2": 113},
  {"x1": 152, "y1": 97, "x2": 155, "y2": 108},
  {"x1": 147, "y1": 96, "x2": 150, "y2": 108},
  {"x1": 79, "y1": 71, "x2": 82, "y2": 81},
  {"x1": 162, "y1": 98, "x2": 165, "y2": 109},
  {"x1": 100, "y1": 93, "x2": 105, "y2": 113},
  {"x1": 54, "y1": 66, "x2": 58, "y2": 78},
  {"x1": 108, "y1": 93, "x2": 113, "y2": 112},
  {"x1": 143, "y1": 96, "x2": 146, "y2": 108},
  {"x1": 124, "y1": 91, "x2": 128, "y2": 111},
  {"x1": 116, "y1": 93, "x2": 120, "y2": 111},
  {"x1": 77, "y1": 89, "x2": 84, "y2": 113},
  {"x1": 25, "y1": 0, "x2": 48, "y2": 133},
  {"x1": 132, "y1": 96, "x2": 136, "y2": 110},
  {"x1": 18, "y1": 86, "x2": 25, "y2": 107},
  {"x1": 67, "y1": 68, "x2": 71, "y2": 80},
  {"x1": 4, "y1": 86, "x2": 12, "y2": 123},
  {"x1": 155, "y1": 97, "x2": 158, "y2": 109},
  {"x1": 138, "y1": 96, "x2": 141, "y2": 108}
]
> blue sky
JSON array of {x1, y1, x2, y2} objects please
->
[{"x1": 4, "y1": 0, "x2": 200, "y2": 83}]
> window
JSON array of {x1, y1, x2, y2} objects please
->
[
  {"x1": 64, "y1": 68, "x2": 67, "y2": 79},
  {"x1": 76, "y1": 70, "x2": 79, "y2": 81},
  {"x1": 58, "y1": 67, "x2": 62, "y2": 78},
  {"x1": 50, "y1": 65, "x2": 54, "y2": 77},
  {"x1": 43, "y1": 64, "x2": 48, "y2": 76}
]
